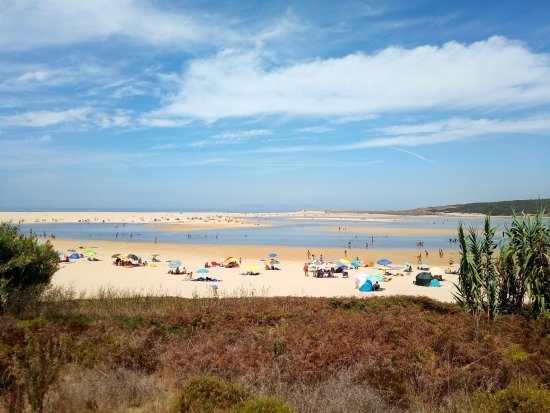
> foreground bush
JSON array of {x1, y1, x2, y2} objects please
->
[
  {"x1": 1, "y1": 295, "x2": 548, "y2": 412},
  {"x1": 176, "y1": 376, "x2": 248, "y2": 412},
  {"x1": 464, "y1": 384, "x2": 550, "y2": 413},
  {"x1": 232, "y1": 396, "x2": 294, "y2": 413},
  {"x1": 0, "y1": 224, "x2": 59, "y2": 313}
]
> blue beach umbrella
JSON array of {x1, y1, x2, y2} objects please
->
[
  {"x1": 366, "y1": 275, "x2": 384, "y2": 283},
  {"x1": 377, "y1": 259, "x2": 392, "y2": 266},
  {"x1": 69, "y1": 253, "x2": 80, "y2": 259},
  {"x1": 168, "y1": 260, "x2": 182, "y2": 269},
  {"x1": 197, "y1": 268, "x2": 209, "y2": 274},
  {"x1": 269, "y1": 253, "x2": 277, "y2": 258}
]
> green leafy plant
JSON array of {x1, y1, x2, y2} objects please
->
[{"x1": 0, "y1": 224, "x2": 59, "y2": 313}]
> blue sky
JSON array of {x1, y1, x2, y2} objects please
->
[{"x1": 1, "y1": 0, "x2": 549, "y2": 211}]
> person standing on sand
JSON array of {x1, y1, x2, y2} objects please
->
[
  {"x1": 344, "y1": 250, "x2": 347, "y2": 257},
  {"x1": 307, "y1": 249, "x2": 311, "y2": 259},
  {"x1": 303, "y1": 263, "x2": 309, "y2": 276}
]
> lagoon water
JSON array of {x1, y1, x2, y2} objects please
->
[{"x1": 20, "y1": 215, "x2": 509, "y2": 250}]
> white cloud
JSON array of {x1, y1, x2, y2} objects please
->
[
  {"x1": 0, "y1": 0, "x2": 233, "y2": 50},
  {"x1": 256, "y1": 114, "x2": 550, "y2": 153},
  {"x1": 190, "y1": 129, "x2": 272, "y2": 147},
  {"x1": 158, "y1": 37, "x2": 550, "y2": 121},
  {"x1": 0, "y1": 108, "x2": 90, "y2": 127},
  {"x1": 297, "y1": 126, "x2": 332, "y2": 133}
]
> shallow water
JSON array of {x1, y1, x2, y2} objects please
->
[{"x1": 19, "y1": 215, "x2": 509, "y2": 250}]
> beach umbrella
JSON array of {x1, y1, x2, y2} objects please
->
[
  {"x1": 377, "y1": 259, "x2": 392, "y2": 266},
  {"x1": 151, "y1": 254, "x2": 160, "y2": 257},
  {"x1": 85, "y1": 250, "x2": 96, "y2": 257},
  {"x1": 127, "y1": 254, "x2": 140, "y2": 261},
  {"x1": 351, "y1": 259, "x2": 360, "y2": 267},
  {"x1": 69, "y1": 253, "x2": 80, "y2": 259},
  {"x1": 246, "y1": 264, "x2": 258, "y2": 271},
  {"x1": 339, "y1": 258, "x2": 350, "y2": 265},
  {"x1": 430, "y1": 266, "x2": 444, "y2": 276},
  {"x1": 197, "y1": 268, "x2": 209, "y2": 274},
  {"x1": 225, "y1": 257, "x2": 238, "y2": 263},
  {"x1": 58, "y1": 252, "x2": 66, "y2": 257},
  {"x1": 366, "y1": 275, "x2": 384, "y2": 283},
  {"x1": 378, "y1": 265, "x2": 390, "y2": 271},
  {"x1": 268, "y1": 253, "x2": 277, "y2": 258},
  {"x1": 111, "y1": 253, "x2": 122, "y2": 258},
  {"x1": 168, "y1": 260, "x2": 182, "y2": 269}
]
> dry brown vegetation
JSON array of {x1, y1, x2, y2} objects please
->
[{"x1": 0, "y1": 290, "x2": 549, "y2": 412}]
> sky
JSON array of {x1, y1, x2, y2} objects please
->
[{"x1": 1, "y1": 0, "x2": 549, "y2": 211}]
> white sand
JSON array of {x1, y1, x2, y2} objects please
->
[{"x1": 50, "y1": 239, "x2": 459, "y2": 302}]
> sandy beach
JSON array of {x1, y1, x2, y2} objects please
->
[
  {"x1": 0, "y1": 211, "x2": 260, "y2": 230},
  {"x1": 1, "y1": 211, "x2": 464, "y2": 302},
  {"x1": 48, "y1": 238, "x2": 460, "y2": 302}
]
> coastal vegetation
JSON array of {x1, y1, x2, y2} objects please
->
[
  {"x1": 455, "y1": 211, "x2": 549, "y2": 319},
  {"x1": 410, "y1": 198, "x2": 550, "y2": 216},
  {"x1": 0, "y1": 217, "x2": 548, "y2": 412},
  {"x1": 0, "y1": 290, "x2": 548, "y2": 412},
  {"x1": 0, "y1": 224, "x2": 59, "y2": 313}
]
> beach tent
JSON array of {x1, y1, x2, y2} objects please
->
[
  {"x1": 354, "y1": 274, "x2": 368, "y2": 288},
  {"x1": 429, "y1": 279, "x2": 441, "y2": 287},
  {"x1": 415, "y1": 272, "x2": 433, "y2": 287},
  {"x1": 359, "y1": 280, "x2": 373, "y2": 292},
  {"x1": 69, "y1": 253, "x2": 80, "y2": 259},
  {"x1": 351, "y1": 259, "x2": 360, "y2": 268}
]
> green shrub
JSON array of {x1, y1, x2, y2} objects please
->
[
  {"x1": 0, "y1": 224, "x2": 59, "y2": 313},
  {"x1": 465, "y1": 384, "x2": 550, "y2": 413},
  {"x1": 232, "y1": 396, "x2": 295, "y2": 413},
  {"x1": 176, "y1": 376, "x2": 248, "y2": 412}
]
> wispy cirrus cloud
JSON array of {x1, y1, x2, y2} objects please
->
[
  {"x1": 256, "y1": 114, "x2": 550, "y2": 153},
  {"x1": 157, "y1": 36, "x2": 550, "y2": 122},
  {"x1": 0, "y1": 0, "x2": 235, "y2": 51},
  {"x1": 0, "y1": 108, "x2": 90, "y2": 127},
  {"x1": 190, "y1": 129, "x2": 271, "y2": 147}
]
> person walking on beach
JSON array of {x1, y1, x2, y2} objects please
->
[
  {"x1": 344, "y1": 249, "x2": 347, "y2": 257},
  {"x1": 307, "y1": 249, "x2": 311, "y2": 259},
  {"x1": 303, "y1": 263, "x2": 309, "y2": 276}
]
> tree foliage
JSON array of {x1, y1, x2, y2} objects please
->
[
  {"x1": 0, "y1": 224, "x2": 59, "y2": 312},
  {"x1": 455, "y1": 211, "x2": 549, "y2": 318}
]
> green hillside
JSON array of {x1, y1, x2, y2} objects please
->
[{"x1": 423, "y1": 198, "x2": 550, "y2": 216}]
